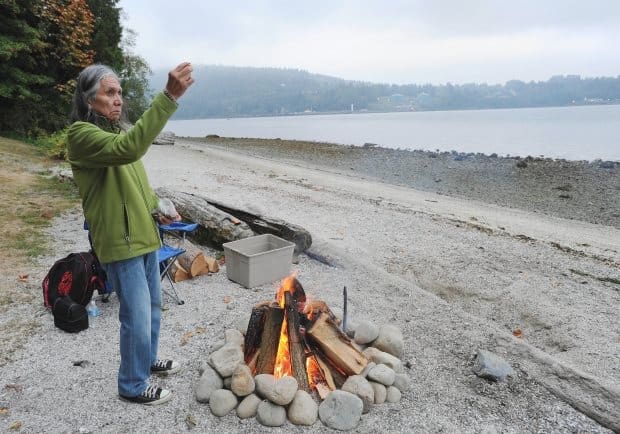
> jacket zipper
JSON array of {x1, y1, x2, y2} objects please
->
[{"x1": 122, "y1": 202, "x2": 131, "y2": 251}]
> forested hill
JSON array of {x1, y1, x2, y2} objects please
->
[{"x1": 150, "y1": 65, "x2": 620, "y2": 120}]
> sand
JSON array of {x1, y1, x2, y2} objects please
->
[{"x1": 0, "y1": 138, "x2": 618, "y2": 433}]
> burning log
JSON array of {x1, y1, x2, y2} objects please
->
[
  {"x1": 284, "y1": 291, "x2": 310, "y2": 391},
  {"x1": 255, "y1": 306, "x2": 284, "y2": 375},
  {"x1": 310, "y1": 342, "x2": 347, "y2": 389},
  {"x1": 307, "y1": 312, "x2": 368, "y2": 376},
  {"x1": 244, "y1": 305, "x2": 268, "y2": 361}
]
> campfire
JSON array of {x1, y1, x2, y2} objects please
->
[
  {"x1": 244, "y1": 275, "x2": 368, "y2": 399},
  {"x1": 197, "y1": 274, "x2": 407, "y2": 429}
]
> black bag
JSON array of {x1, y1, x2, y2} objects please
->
[
  {"x1": 42, "y1": 251, "x2": 105, "y2": 308},
  {"x1": 52, "y1": 296, "x2": 89, "y2": 333}
]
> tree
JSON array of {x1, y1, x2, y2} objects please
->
[
  {"x1": 40, "y1": 0, "x2": 95, "y2": 100},
  {"x1": 119, "y1": 29, "x2": 151, "y2": 122},
  {"x1": 0, "y1": 0, "x2": 52, "y2": 134},
  {"x1": 87, "y1": 0, "x2": 123, "y2": 70}
]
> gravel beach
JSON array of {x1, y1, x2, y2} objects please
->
[{"x1": 1, "y1": 137, "x2": 618, "y2": 433}]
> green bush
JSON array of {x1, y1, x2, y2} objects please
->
[{"x1": 35, "y1": 128, "x2": 69, "y2": 160}]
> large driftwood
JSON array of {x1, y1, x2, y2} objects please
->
[
  {"x1": 155, "y1": 187, "x2": 312, "y2": 253},
  {"x1": 204, "y1": 197, "x2": 312, "y2": 255},
  {"x1": 307, "y1": 312, "x2": 368, "y2": 376},
  {"x1": 156, "y1": 187, "x2": 254, "y2": 248}
]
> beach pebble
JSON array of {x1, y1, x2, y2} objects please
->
[
  {"x1": 360, "y1": 361, "x2": 376, "y2": 378},
  {"x1": 363, "y1": 347, "x2": 403, "y2": 373},
  {"x1": 236, "y1": 393, "x2": 262, "y2": 419},
  {"x1": 270, "y1": 376, "x2": 298, "y2": 405},
  {"x1": 209, "y1": 345, "x2": 244, "y2": 377},
  {"x1": 341, "y1": 375, "x2": 374, "y2": 413},
  {"x1": 392, "y1": 373, "x2": 410, "y2": 392},
  {"x1": 256, "y1": 400, "x2": 286, "y2": 427},
  {"x1": 224, "y1": 329, "x2": 244, "y2": 347},
  {"x1": 287, "y1": 390, "x2": 318, "y2": 426},
  {"x1": 367, "y1": 363, "x2": 395, "y2": 386},
  {"x1": 345, "y1": 319, "x2": 359, "y2": 338},
  {"x1": 319, "y1": 390, "x2": 363, "y2": 431},
  {"x1": 386, "y1": 386, "x2": 402, "y2": 403},
  {"x1": 231, "y1": 364, "x2": 255, "y2": 397},
  {"x1": 195, "y1": 364, "x2": 223, "y2": 403},
  {"x1": 234, "y1": 312, "x2": 252, "y2": 335},
  {"x1": 371, "y1": 325, "x2": 404, "y2": 357},
  {"x1": 254, "y1": 374, "x2": 276, "y2": 399},
  {"x1": 223, "y1": 376, "x2": 232, "y2": 389},
  {"x1": 370, "y1": 381, "x2": 387, "y2": 404},
  {"x1": 209, "y1": 389, "x2": 238, "y2": 416},
  {"x1": 472, "y1": 349, "x2": 514, "y2": 382},
  {"x1": 354, "y1": 320, "x2": 380, "y2": 344}
]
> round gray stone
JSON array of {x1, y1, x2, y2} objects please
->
[
  {"x1": 371, "y1": 325, "x2": 404, "y2": 357},
  {"x1": 341, "y1": 374, "x2": 374, "y2": 414},
  {"x1": 234, "y1": 311, "x2": 252, "y2": 335},
  {"x1": 354, "y1": 320, "x2": 380, "y2": 344},
  {"x1": 386, "y1": 386, "x2": 402, "y2": 403},
  {"x1": 209, "y1": 345, "x2": 244, "y2": 377},
  {"x1": 362, "y1": 347, "x2": 403, "y2": 373},
  {"x1": 269, "y1": 376, "x2": 298, "y2": 405},
  {"x1": 195, "y1": 364, "x2": 223, "y2": 403},
  {"x1": 370, "y1": 381, "x2": 387, "y2": 404},
  {"x1": 236, "y1": 393, "x2": 261, "y2": 419},
  {"x1": 231, "y1": 364, "x2": 255, "y2": 397},
  {"x1": 392, "y1": 373, "x2": 410, "y2": 392},
  {"x1": 224, "y1": 329, "x2": 244, "y2": 347},
  {"x1": 209, "y1": 389, "x2": 238, "y2": 416},
  {"x1": 223, "y1": 376, "x2": 232, "y2": 389},
  {"x1": 287, "y1": 390, "x2": 318, "y2": 426},
  {"x1": 318, "y1": 390, "x2": 363, "y2": 431},
  {"x1": 254, "y1": 374, "x2": 276, "y2": 399},
  {"x1": 367, "y1": 363, "x2": 395, "y2": 386},
  {"x1": 256, "y1": 400, "x2": 286, "y2": 427},
  {"x1": 360, "y1": 361, "x2": 376, "y2": 378}
]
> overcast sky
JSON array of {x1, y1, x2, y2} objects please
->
[{"x1": 119, "y1": 0, "x2": 620, "y2": 85}]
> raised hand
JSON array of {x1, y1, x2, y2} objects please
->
[{"x1": 165, "y1": 62, "x2": 195, "y2": 100}]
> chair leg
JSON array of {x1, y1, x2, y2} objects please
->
[{"x1": 160, "y1": 260, "x2": 184, "y2": 305}]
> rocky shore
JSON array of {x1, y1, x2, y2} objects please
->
[{"x1": 186, "y1": 136, "x2": 620, "y2": 228}]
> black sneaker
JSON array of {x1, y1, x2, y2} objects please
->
[
  {"x1": 120, "y1": 385, "x2": 172, "y2": 405},
  {"x1": 151, "y1": 359, "x2": 181, "y2": 376}
]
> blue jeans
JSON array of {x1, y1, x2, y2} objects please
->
[{"x1": 102, "y1": 251, "x2": 161, "y2": 397}]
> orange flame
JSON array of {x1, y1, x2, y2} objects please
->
[
  {"x1": 273, "y1": 274, "x2": 296, "y2": 378},
  {"x1": 306, "y1": 355, "x2": 323, "y2": 389}
]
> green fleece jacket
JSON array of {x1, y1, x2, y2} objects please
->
[{"x1": 67, "y1": 92, "x2": 177, "y2": 263}]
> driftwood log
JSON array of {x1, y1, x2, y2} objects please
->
[
  {"x1": 155, "y1": 187, "x2": 312, "y2": 254},
  {"x1": 156, "y1": 187, "x2": 254, "y2": 247},
  {"x1": 153, "y1": 131, "x2": 176, "y2": 145}
]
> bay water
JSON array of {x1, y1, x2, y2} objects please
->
[{"x1": 166, "y1": 104, "x2": 620, "y2": 161}]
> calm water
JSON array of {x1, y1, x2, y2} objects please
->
[{"x1": 166, "y1": 105, "x2": 620, "y2": 161}]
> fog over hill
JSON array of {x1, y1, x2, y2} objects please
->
[{"x1": 149, "y1": 65, "x2": 620, "y2": 120}]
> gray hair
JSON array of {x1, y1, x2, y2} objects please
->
[{"x1": 71, "y1": 64, "x2": 129, "y2": 129}]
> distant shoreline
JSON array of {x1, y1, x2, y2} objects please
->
[{"x1": 170, "y1": 101, "x2": 620, "y2": 122}]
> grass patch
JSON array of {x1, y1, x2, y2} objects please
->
[{"x1": 0, "y1": 136, "x2": 79, "y2": 365}]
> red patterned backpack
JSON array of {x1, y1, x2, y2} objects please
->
[{"x1": 42, "y1": 251, "x2": 105, "y2": 308}]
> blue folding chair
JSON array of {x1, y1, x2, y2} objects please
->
[{"x1": 158, "y1": 222, "x2": 199, "y2": 305}]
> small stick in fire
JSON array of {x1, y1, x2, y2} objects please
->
[{"x1": 342, "y1": 286, "x2": 348, "y2": 334}]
